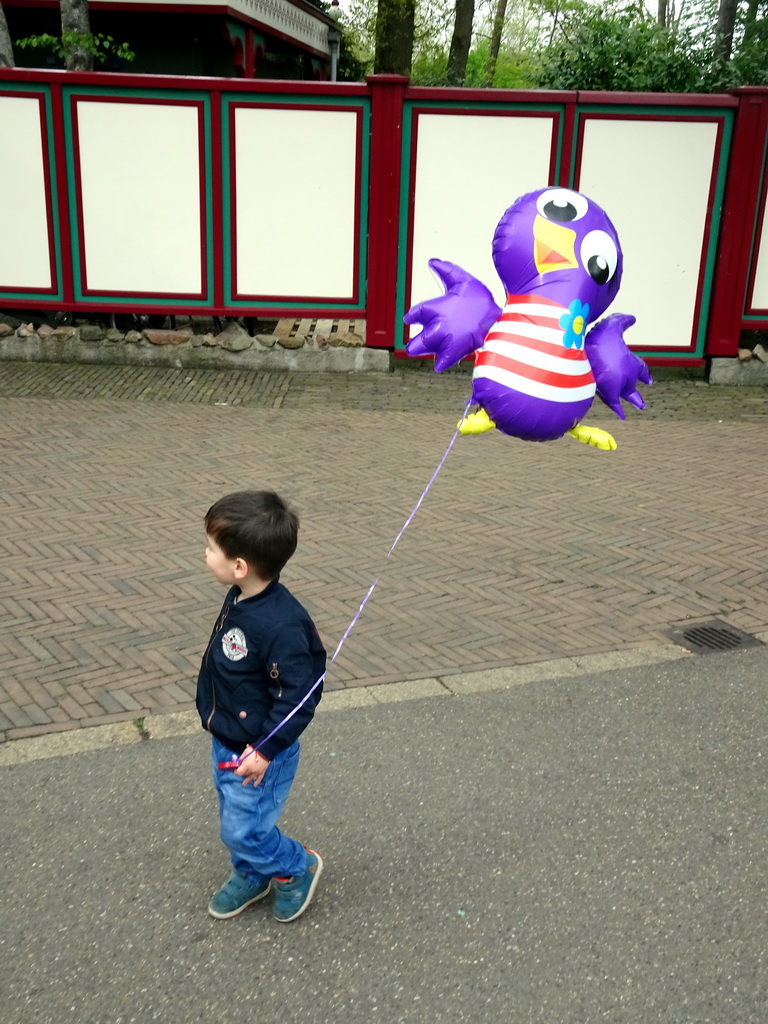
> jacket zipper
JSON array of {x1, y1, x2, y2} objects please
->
[
  {"x1": 270, "y1": 662, "x2": 282, "y2": 699},
  {"x1": 205, "y1": 604, "x2": 231, "y2": 731}
]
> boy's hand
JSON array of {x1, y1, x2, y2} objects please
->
[{"x1": 234, "y1": 747, "x2": 270, "y2": 787}]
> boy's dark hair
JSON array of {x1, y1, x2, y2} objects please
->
[{"x1": 204, "y1": 490, "x2": 299, "y2": 581}]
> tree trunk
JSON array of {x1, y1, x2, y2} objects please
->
[
  {"x1": 446, "y1": 0, "x2": 474, "y2": 85},
  {"x1": 743, "y1": 0, "x2": 761, "y2": 45},
  {"x1": 374, "y1": 0, "x2": 415, "y2": 75},
  {"x1": 657, "y1": 0, "x2": 668, "y2": 28},
  {"x1": 670, "y1": 0, "x2": 688, "y2": 33},
  {"x1": 483, "y1": 0, "x2": 507, "y2": 86},
  {"x1": 714, "y1": 0, "x2": 738, "y2": 62},
  {"x1": 60, "y1": 0, "x2": 93, "y2": 71},
  {"x1": 0, "y1": 2, "x2": 14, "y2": 68}
]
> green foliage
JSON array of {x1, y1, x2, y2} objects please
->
[
  {"x1": 334, "y1": 0, "x2": 376, "y2": 75},
  {"x1": 724, "y1": 37, "x2": 768, "y2": 87},
  {"x1": 411, "y1": 47, "x2": 449, "y2": 84},
  {"x1": 334, "y1": 0, "x2": 768, "y2": 91},
  {"x1": 337, "y1": 40, "x2": 369, "y2": 80},
  {"x1": 532, "y1": 1, "x2": 707, "y2": 91},
  {"x1": 316, "y1": 0, "x2": 372, "y2": 78},
  {"x1": 464, "y1": 37, "x2": 537, "y2": 87},
  {"x1": 410, "y1": 0, "x2": 453, "y2": 81},
  {"x1": 16, "y1": 32, "x2": 134, "y2": 65},
  {"x1": 530, "y1": 0, "x2": 768, "y2": 91}
]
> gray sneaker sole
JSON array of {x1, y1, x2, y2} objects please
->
[
  {"x1": 274, "y1": 851, "x2": 324, "y2": 922},
  {"x1": 208, "y1": 881, "x2": 271, "y2": 920}
]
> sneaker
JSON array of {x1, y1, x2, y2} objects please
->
[
  {"x1": 272, "y1": 849, "x2": 324, "y2": 922},
  {"x1": 208, "y1": 870, "x2": 271, "y2": 919}
]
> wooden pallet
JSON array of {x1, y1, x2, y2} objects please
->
[{"x1": 273, "y1": 318, "x2": 366, "y2": 342}]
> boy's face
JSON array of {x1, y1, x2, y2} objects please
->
[{"x1": 205, "y1": 535, "x2": 241, "y2": 587}]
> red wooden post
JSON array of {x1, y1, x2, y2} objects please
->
[
  {"x1": 558, "y1": 94, "x2": 577, "y2": 188},
  {"x1": 210, "y1": 85, "x2": 224, "y2": 313},
  {"x1": 365, "y1": 74, "x2": 409, "y2": 348},
  {"x1": 706, "y1": 87, "x2": 768, "y2": 357}
]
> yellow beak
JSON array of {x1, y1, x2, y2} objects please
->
[{"x1": 533, "y1": 215, "x2": 578, "y2": 275}]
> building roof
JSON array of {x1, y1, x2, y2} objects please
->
[{"x1": 5, "y1": 0, "x2": 335, "y2": 59}]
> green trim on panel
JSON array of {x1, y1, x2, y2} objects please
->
[
  {"x1": 0, "y1": 80, "x2": 52, "y2": 94},
  {"x1": 221, "y1": 94, "x2": 232, "y2": 304},
  {"x1": 692, "y1": 111, "x2": 733, "y2": 358},
  {"x1": 393, "y1": 100, "x2": 415, "y2": 353},
  {"x1": 630, "y1": 351, "x2": 700, "y2": 361},
  {"x1": 356, "y1": 99, "x2": 371, "y2": 315},
  {"x1": 41, "y1": 85, "x2": 64, "y2": 302},
  {"x1": 227, "y1": 93, "x2": 372, "y2": 109},
  {"x1": 62, "y1": 85, "x2": 213, "y2": 102},
  {"x1": 552, "y1": 114, "x2": 563, "y2": 185},
  {"x1": 404, "y1": 99, "x2": 566, "y2": 113},
  {"x1": 61, "y1": 89, "x2": 79, "y2": 299},
  {"x1": 575, "y1": 104, "x2": 734, "y2": 116},
  {"x1": 221, "y1": 93, "x2": 370, "y2": 311},
  {"x1": 0, "y1": 83, "x2": 64, "y2": 303},
  {"x1": 63, "y1": 86, "x2": 214, "y2": 307}
]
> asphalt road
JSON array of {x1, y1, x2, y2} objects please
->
[{"x1": 2, "y1": 645, "x2": 767, "y2": 1024}]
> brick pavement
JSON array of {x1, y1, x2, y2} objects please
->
[{"x1": 2, "y1": 359, "x2": 768, "y2": 743}]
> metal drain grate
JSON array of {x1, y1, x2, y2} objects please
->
[{"x1": 665, "y1": 619, "x2": 764, "y2": 655}]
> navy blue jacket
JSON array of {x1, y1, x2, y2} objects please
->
[{"x1": 196, "y1": 578, "x2": 326, "y2": 761}]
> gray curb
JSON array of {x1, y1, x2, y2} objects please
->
[{"x1": 0, "y1": 643, "x2": 696, "y2": 768}]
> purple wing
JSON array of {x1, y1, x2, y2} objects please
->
[
  {"x1": 584, "y1": 313, "x2": 652, "y2": 419},
  {"x1": 404, "y1": 259, "x2": 501, "y2": 371}
]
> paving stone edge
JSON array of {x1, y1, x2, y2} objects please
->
[{"x1": 0, "y1": 642, "x2": 718, "y2": 768}]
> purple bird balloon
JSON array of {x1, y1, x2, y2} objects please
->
[{"x1": 405, "y1": 187, "x2": 652, "y2": 449}]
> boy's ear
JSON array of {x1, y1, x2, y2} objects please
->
[{"x1": 233, "y1": 557, "x2": 250, "y2": 579}]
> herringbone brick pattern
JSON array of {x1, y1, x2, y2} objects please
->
[{"x1": 2, "y1": 361, "x2": 768, "y2": 742}]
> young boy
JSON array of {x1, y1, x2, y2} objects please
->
[{"x1": 196, "y1": 489, "x2": 326, "y2": 922}]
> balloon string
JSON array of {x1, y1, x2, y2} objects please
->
[{"x1": 244, "y1": 399, "x2": 472, "y2": 761}]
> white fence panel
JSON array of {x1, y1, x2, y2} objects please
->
[
  {"x1": 749, "y1": 200, "x2": 768, "y2": 311},
  {"x1": 0, "y1": 96, "x2": 52, "y2": 291},
  {"x1": 578, "y1": 117, "x2": 720, "y2": 351},
  {"x1": 75, "y1": 99, "x2": 203, "y2": 295},
  {"x1": 233, "y1": 106, "x2": 358, "y2": 300}
]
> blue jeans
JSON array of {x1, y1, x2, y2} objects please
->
[{"x1": 211, "y1": 737, "x2": 307, "y2": 885}]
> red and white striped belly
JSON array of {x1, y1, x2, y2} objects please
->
[{"x1": 474, "y1": 295, "x2": 596, "y2": 404}]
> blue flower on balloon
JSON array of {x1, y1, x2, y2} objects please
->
[{"x1": 560, "y1": 300, "x2": 590, "y2": 350}]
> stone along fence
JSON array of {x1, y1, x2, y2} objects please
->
[{"x1": 0, "y1": 316, "x2": 388, "y2": 372}]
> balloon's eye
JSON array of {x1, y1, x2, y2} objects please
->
[
  {"x1": 588, "y1": 256, "x2": 610, "y2": 284},
  {"x1": 536, "y1": 189, "x2": 588, "y2": 223},
  {"x1": 580, "y1": 230, "x2": 618, "y2": 285}
]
